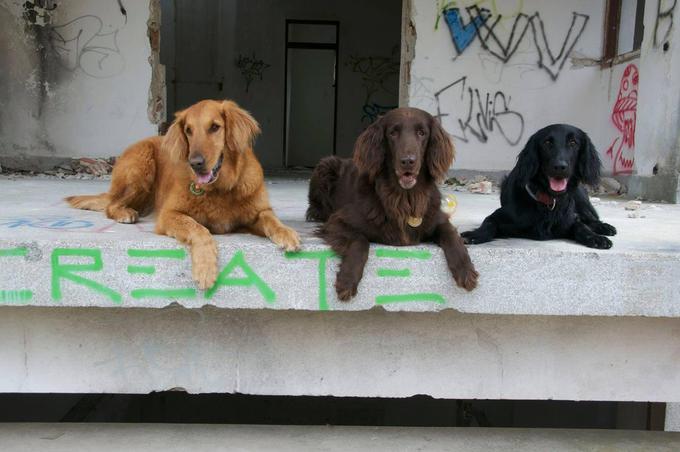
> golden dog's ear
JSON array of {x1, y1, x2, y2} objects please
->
[
  {"x1": 162, "y1": 109, "x2": 188, "y2": 162},
  {"x1": 222, "y1": 100, "x2": 261, "y2": 153}
]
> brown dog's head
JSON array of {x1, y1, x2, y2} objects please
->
[
  {"x1": 353, "y1": 108, "x2": 454, "y2": 190},
  {"x1": 163, "y1": 99, "x2": 260, "y2": 187}
]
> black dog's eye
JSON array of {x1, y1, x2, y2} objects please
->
[
  {"x1": 568, "y1": 138, "x2": 578, "y2": 147},
  {"x1": 543, "y1": 140, "x2": 552, "y2": 148},
  {"x1": 416, "y1": 129, "x2": 426, "y2": 137},
  {"x1": 208, "y1": 123, "x2": 220, "y2": 133},
  {"x1": 185, "y1": 127, "x2": 192, "y2": 136}
]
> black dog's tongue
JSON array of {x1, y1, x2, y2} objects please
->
[{"x1": 549, "y1": 177, "x2": 567, "y2": 192}]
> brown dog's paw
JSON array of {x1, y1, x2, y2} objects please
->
[
  {"x1": 191, "y1": 244, "x2": 218, "y2": 290},
  {"x1": 454, "y1": 266, "x2": 479, "y2": 292},
  {"x1": 270, "y1": 226, "x2": 301, "y2": 252},
  {"x1": 335, "y1": 278, "x2": 358, "y2": 302}
]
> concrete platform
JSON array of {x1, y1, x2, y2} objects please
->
[
  {"x1": 1, "y1": 423, "x2": 679, "y2": 451},
  {"x1": 1, "y1": 177, "x2": 679, "y2": 316}
]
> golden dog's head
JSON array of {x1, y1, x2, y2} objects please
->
[{"x1": 163, "y1": 99, "x2": 261, "y2": 188}]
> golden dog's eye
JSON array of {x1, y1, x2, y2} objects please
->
[
  {"x1": 185, "y1": 127, "x2": 192, "y2": 136},
  {"x1": 208, "y1": 123, "x2": 220, "y2": 133}
]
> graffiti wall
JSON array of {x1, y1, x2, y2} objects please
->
[
  {"x1": 0, "y1": 0, "x2": 157, "y2": 163},
  {"x1": 409, "y1": 0, "x2": 639, "y2": 175}
]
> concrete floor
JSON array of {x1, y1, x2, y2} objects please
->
[
  {"x1": 0, "y1": 423, "x2": 679, "y2": 451},
  {"x1": 0, "y1": 177, "x2": 679, "y2": 315}
]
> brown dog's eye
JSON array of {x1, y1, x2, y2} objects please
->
[
  {"x1": 389, "y1": 129, "x2": 399, "y2": 137},
  {"x1": 185, "y1": 127, "x2": 192, "y2": 136},
  {"x1": 417, "y1": 129, "x2": 426, "y2": 137},
  {"x1": 208, "y1": 123, "x2": 220, "y2": 134}
]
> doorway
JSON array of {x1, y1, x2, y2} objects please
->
[{"x1": 284, "y1": 20, "x2": 339, "y2": 168}]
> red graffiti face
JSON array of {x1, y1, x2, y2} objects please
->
[{"x1": 606, "y1": 64, "x2": 638, "y2": 175}]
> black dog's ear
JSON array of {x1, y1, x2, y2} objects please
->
[
  {"x1": 577, "y1": 132, "x2": 601, "y2": 186},
  {"x1": 353, "y1": 119, "x2": 385, "y2": 182},
  {"x1": 514, "y1": 134, "x2": 540, "y2": 186},
  {"x1": 427, "y1": 117, "x2": 455, "y2": 183}
]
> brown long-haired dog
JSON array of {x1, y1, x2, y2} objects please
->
[
  {"x1": 67, "y1": 99, "x2": 300, "y2": 289},
  {"x1": 306, "y1": 107, "x2": 478, "y2": 301}
]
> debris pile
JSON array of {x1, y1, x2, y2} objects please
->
[
  {"x1": 444, "y1": 175, "x2": 497, "y2": 194},
  {"x1": 1, "y1": 157, "x2": 115, "y2": 180}
]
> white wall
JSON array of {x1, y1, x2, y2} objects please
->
[
  {"x1": 408, "y1": 0, "x2": 639, "y2": 175},
  {"x1": 0, "y1": 0, "x2": 157, "y2": 162}
]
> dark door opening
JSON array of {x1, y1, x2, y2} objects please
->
[{"x1": 284, "y1": 20, "x2": 339, "y2": 168}]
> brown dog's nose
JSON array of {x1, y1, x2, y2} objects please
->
[
  {"x1": 189, "y1": 154, "x2": 206, "y2": 173},
  {"x1": 400, "y1": 155, "x2": 416, "y2": 170}
]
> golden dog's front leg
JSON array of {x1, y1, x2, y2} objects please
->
[
  {"x1": 249, "y1": 209, "x2": 300, "y2": 252},
  {"x1": 156, "y1": 210, "x2": 218, "y2": 290}
]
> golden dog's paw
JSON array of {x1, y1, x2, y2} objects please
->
[
  {"x1": 270, "y1": 226, "x2": 301, "y2": 252},
  {"x1": 191, "y1": 245, "x2": 218, "y2": 290},
  {"x1": 109, "y1": 207, "x2": 139, "y2": 224}
]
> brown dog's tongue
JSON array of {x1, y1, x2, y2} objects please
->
[{"x1": 549, "y1": 177, "x2": 567, "y2": 192}]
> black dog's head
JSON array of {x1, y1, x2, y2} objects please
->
[
  {"x1": 353, "y1": 108, "x2": 454, "y2": 190},
  {"x1": 514, "y1": 124, "x2": 601, "y2": 195}
]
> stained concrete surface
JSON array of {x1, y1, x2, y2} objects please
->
[
  {"x1": 1, "y1": 423, "x2": 679, "y2": 452},
  {"x1": 0, "y1": 177, "x2": 678, "y2": 315}
]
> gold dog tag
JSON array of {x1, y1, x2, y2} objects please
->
[{"x1": 407, "y1": 216, "x2": 423, "y2": 228}]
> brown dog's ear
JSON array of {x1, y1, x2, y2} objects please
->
[
  {"x1": 353, "y1": 119, "x2": 385, "y2": 182},
  {"x1": 426, "y1": 116, "x2": 455, "y2": 182},
  {"x1": 222, "y1": 100, "x2": 261, "y2": 153},
  {"x1": 162, "y1": 109, "x2": 188, "y2": 162}
]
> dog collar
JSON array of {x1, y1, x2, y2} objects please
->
[
  {"x1": 525, "y1": 184, "x2": 556, "y2": 211},
  {"x1": 189, "y1": 182, "x2": 205, "y2": 196}
]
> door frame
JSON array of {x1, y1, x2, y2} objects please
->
[{"x1": 283, "y1": 19, "x2": 340, "y2": 167}]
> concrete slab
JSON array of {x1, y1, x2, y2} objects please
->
[
  {"x1": 1, "y1": 423, "x2": 680, "y2": 452},
  {"x1": 3, "y1": 307, "x2": 680, "y2": 400},
  {"x1": 1, "y1": 177, "x2": 679, "y2": 316}
]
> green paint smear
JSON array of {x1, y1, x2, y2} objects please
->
[
  {"x1": 127, "y1": 248, "x2": 186, "y2": 259},
  {"x1": 131, "y1": 288, "x2": 196, "y2": 299},
  {"x1": 377, "y1": 268, "x2": 411, "y2": 278},
  {"x1": 127, "y1": 265, "x2": 156, "y2": 275},
  {"x1": 51, "y1": 248, "x2": 122, "y2": 304},
  {"x1": 285, "y1": 250, "x2": 337, "y2": 311},
  {"x1": 205, "y1": 250, "x2": 275, "y2": 304},
  {"x1": 0, "y1": 290, "x2": 33, "y2": 304},
  {"x1": 375, "y1": 248, "x2": 431, "y2": 260},
  {"x1": 376, "y1": 293, "x2": 445, "y2": 305},
  {"x1": 0, "y1": 247, "x2": 28, "y2": 257}
]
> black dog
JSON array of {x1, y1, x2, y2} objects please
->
[
  {"x1": 307, "y1": 108, "x2": 478, "y2": 301},
  {"x1": 461, "y1": 124, "x2": 616, "y2": 249}
]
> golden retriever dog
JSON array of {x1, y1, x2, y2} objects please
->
[{"x1": 66, "y1": 99, "x2": 300, "y2": 289}]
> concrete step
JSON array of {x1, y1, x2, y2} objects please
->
[
  {"x1": 1, "y1": 423, "x2": 679, "y2": 451},
  {"x1": 1, "y1": 178, "x2": 679, "y2": 316}
]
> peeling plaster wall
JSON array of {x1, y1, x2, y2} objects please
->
[
  {"x1": 407, "y1": 0, "x2": 639, "y2": 177},
  {"x1": 0, "y1": 0, "x2": 158, "y2": 165}
]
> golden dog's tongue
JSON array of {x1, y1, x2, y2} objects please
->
[
  {"x1": 196, "y1": 172, "x2": 212, "y2": 185},
  {"x1": 549, "y1": 177, "x2": 567, "y2": 192}
]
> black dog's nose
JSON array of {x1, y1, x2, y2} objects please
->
[
  {"x1": 553, "y1": 162, "x2": 568, "y2": 172},
  {"x1": 400, "y1": 156, "x2": 416, "y2": 169},
  {"x1": 189, "y1": 154, "x2": 206, "y2": 172}
]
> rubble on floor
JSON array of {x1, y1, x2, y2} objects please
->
[
  {"x1": 0, "y1": 157, "x2": 114, "y2": 180},
  {"x1": 444, "y1": 175, "x2": 498, "y2": 194}
]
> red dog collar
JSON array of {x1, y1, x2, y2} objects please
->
[{"x1": 525, "y1": 184, "x2": 556, "y2": 211}]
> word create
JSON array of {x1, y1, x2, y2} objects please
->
[{"x1": 1, "y1": 247, "x2": 447, "y2": 311}]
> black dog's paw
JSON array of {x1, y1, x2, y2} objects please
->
[
  {"x1": 583, "y1": 234, "x2": 613, "y2": 249},
  {"x1": 591, "y1": 221, "x2": 617, "y2": 236},
  {"x1": 335, "y1": 278, "x2": 359, "y2": 302},
  {"x1": 461, "y1": 230, "x2": 491, "y2": 245}
]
